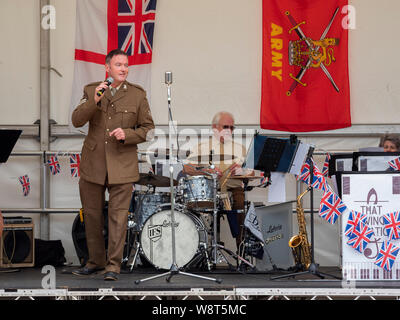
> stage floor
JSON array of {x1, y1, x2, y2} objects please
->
[{"x1": 1, "y1": 265, "x2": 400, "y2": 300}]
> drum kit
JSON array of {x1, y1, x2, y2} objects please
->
[{"x1": 121, "y1": 149, "x2": 262, "y2": 274}]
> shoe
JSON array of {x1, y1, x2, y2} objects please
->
[
  {"x1": 104, "y1": 271, "x2": 119, "y2": 281},
  {"x1": 72, "y1": 266, "x2": 104, "y2": 276}
]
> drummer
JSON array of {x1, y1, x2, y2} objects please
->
[{"x1": 183, "y1": 111, "x2": 253, "y2": 249}]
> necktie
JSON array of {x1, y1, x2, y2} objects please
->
[{"x1": 111, "y1": 87, "x2": 117, "y2": 97}]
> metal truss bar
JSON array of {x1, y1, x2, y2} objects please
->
[
  {"x1": 2, "y1": 288, "x2": 400, "y2": 300},
  {"x1": 2, "y1": 124, "x2": 400, "y2": 139}
]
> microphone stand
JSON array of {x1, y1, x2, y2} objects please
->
[{"x1": 135, "y1": 72, "x2": 221, "y2": 285}]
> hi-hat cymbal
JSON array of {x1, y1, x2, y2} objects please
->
[
  {"x1": 187, "y1": 154, "x2": 237, "y2": 163},
  {"x1": 135, "y1": 173, "x2": 178, "y2": 187}
]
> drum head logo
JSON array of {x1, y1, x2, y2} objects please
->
[{"x1": 147, "y1": 225, "x2": 162, "y2": 242}]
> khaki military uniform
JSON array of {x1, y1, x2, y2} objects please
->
[{"x1": 72, "y1": 81, "x2": 155, "y2": 273}]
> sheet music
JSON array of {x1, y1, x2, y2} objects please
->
[
  {"x1": 289, "y1": 141, "x2": 310, "y2": 176},
  {"x1": 267, "y1": 172, "x2": 286, "y2": 203}
]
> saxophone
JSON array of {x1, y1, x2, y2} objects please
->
[{"x1": 288, "y1": 187, "x2": 312, "y2": 270}]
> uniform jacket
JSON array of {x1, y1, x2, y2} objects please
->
[{"x1": 72, "y1": 81, "x2": 155, "y2": 185}]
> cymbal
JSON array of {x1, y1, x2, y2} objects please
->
[
  {"x1": 230, "y1": 175, "x2": 264, "y2": 180},
  {"x1": 135, "y1": 173, "x2": 178, "y2": 187},
  {"x1": 187, "y1": 154, "x2": 237, "y2": 163}
]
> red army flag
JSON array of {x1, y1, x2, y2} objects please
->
[{"x1": 260, "y1": 0, "x2": 351, "y2": 132}]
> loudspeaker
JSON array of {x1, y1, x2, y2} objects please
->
[{"x1": 0, "y1": 221, "x2": 34, "y2": 268}]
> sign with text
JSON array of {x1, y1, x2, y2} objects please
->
[{"x1": 341, "y1": 173, "x2": 400, "y2": 280}]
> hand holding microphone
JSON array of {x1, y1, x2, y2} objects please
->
[{"x1": 94, "y1": 77, "x2": 114, "y2": 103}]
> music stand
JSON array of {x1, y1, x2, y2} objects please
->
[
  {"x1": 0, "y1": 129, "x2": 22, "y2": 273},
  {"x1": 0, "y1": 130, "x2": 22, "y2": 164},
  {"x1": 243, "y1": 133, "x2": 306, "y2": 175}
]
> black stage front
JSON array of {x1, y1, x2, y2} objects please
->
[
  {"x1": 1, "y1": 265, "x2": 400, "y2": 297},
  {"x1": 0, "y1": 266, "x2": 340, "y2": 290}
]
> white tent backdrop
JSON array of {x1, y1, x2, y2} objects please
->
[{"x1": 0, "y1": 0, "x2": 400, "y2": 266}]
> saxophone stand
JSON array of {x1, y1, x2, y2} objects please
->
[
  {"x1": 135, "y1": 72, "x2": 220, "y2": 285},
  {"x1": 271, "y1": 155, "x2": 341, "y2": 280}
]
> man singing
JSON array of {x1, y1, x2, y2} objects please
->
[{"x1": 71, "y1": 49, "x2": 155, "y2": 281}]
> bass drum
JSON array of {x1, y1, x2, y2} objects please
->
[{"x1": 139, "y1": 205, "x2": 208, "y2": 270}]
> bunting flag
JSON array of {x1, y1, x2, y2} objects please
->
[
  {"x1": 69, "y1": 0, "x2": 157, "y2": 133},
  {"x1": 388, "y1": 157, "x2": 400, "y2": 171},
  {"x1": 346, "y1": 221, "x2": 374, "y2": 254},
  {"x1": 383, "y1": 211, "x2": 400, "y2": 240},
  {"x1": 48, "y1": 156, "x2": 61, "y2": 175},
  {"x1": 70, "y1": 154, "x2": 81, "y2": 178},
  {"x1": 18, "y1": 175, "x2": 31, "y2": 197},
  {"x1": 297, "y1": 158, "x2": 329, "y2": 192},
  {"x1": 344, "y1": 210, "x2": 367, "y2": 237},
  {"x1": 260, "y1": 0, "x2": 350, "y2": 132},
  {"x1": 321, "y1": 153, "x2": 331, "y2": 177},
  {"x1": 374, "y1": 241, "x2": 400, "y2": 272},
  {"x1": 318, "y1": 190, "x2": 347, "y2": 224}
]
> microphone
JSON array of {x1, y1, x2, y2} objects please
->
[
  {"x1": 165, "y1": 71, "x2": 172, "y2": 85},
  {"x1": 96, "y1": 77, "x2": 114, "y2": 97}
]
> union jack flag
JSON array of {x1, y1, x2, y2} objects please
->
[
  {"x1": 318, "y1": 191, "x2": 347, "y2": 224},
  {"x1": 115, "y1": 0, "x2": 157, "y2": 60},
  {"x1": 70, "y1": 154, "x2": 81, "y2": 178},
  {"x1": 297, "y1": 158, "x2": 329, "y2": 192},
  {"x1": 388, "y1": 157, "x2": 400, "y2": 171},
  {"x1": 48, "y1": 156, "x2": 61, "y2": 175},
  {"x1": 18, "y1": 175, "x2": 30, "y2": 197},
  {"x1": 344, "y1": 210, "x2": 367, "y2": 237},
  {"x1": 321, "y1": 153, "x2": 331, "y2": 177},
  {"x1": 383, "y1": 211, "x2": 400, "y2": 240},
  {"x1": 374, "y1": 241, "x2": 400, "y2": 272},
  {"x1": 347, "y1": 221, "x2": 374, "y2": 253}
]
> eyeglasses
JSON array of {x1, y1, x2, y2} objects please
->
[{"x1": 221, "y1": 125, "x2": 235, "y2": 131}]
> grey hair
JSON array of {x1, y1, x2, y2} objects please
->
[{"x1": 211, "y1": 111, "x2": 234, "y2": 126}]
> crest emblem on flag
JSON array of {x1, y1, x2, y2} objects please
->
[
  {"x1": 347, "y1": 221, "x2": 374, "y2": 254},
  {"x1": 374, "y1": 241, "x2": 400, "y2": 272},
  {"x1": 48, "y1": 156, "x2": 61, "y2": 175},
  {"x1": 344, "y1": 210, "x2": 367, "y2": 237},
  {"x1": 318, "y1": 190, "x2": 347, "y2": 224},
  {"x1": 383, "y1": 211, "x2": 400, "y2": 240},
  {"x1": 18, "y1": 175, "x2": 30, "y2": 197},
  {"x1": 285, "y1": 8, "x2": 340, "y2": 96},
  {"x1": 70, "y1": 154, "x2": 81, "y2": 178}
]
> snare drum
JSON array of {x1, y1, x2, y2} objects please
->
[
  {"x1": 139, "y1": 205, "x2": 208, "y2": 270},
  {"x1": 180, "y1": 175, "x2": 216, "y2": 210}
]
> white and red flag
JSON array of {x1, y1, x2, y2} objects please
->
[{"x1": 69, "y1": 0, "x2": 157, "y2": 133}]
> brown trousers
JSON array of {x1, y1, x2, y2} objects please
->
[{"x1": 79, "y1": 178, "x2": 132, "y2": 273}]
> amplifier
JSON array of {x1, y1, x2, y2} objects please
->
[{"x1": 0, "y1": 217, "x2": 34, "y2": 268}]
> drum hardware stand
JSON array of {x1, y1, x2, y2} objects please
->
[
  {"x1": 208, "y1": 164, "x2": 255, "y2": 271},
  {"x1": 135, "y1": 72, "x2": 221, "y2": 284},
  {"x1": 271, "y1": 152, "x2": 341, "y2": 280},
  {"x1": 182, "y1": 242, "x2": 213, "y2": 272}
]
